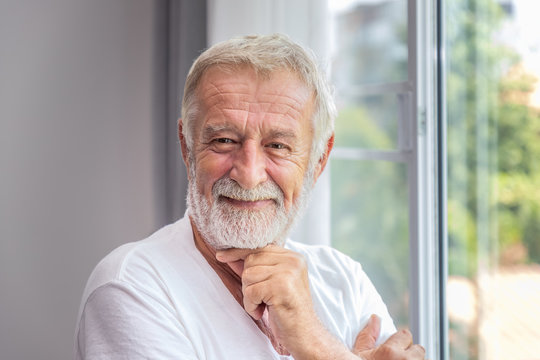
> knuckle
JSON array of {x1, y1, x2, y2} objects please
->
[
  {"x1": 291, "y1": 253, "x2": 306, "y2": 267},
  {"x1": 401, "y1": 328, "x2": 412, "y2": 337},
  {"x1": 244, "y1": 283, "x2": 264, "y2": 301},
  {"x1": 281, "y1": 278, "x2": 296, "y2": 294},
  {"x1": 411, "y1": 344, "x2": 426, "y2": 356},
  {"x1": 377, "y1": 344, "x2": 396, "y2": 357},
  {"x1": 245, "y1": 253, "x2": 257, "y2": 265}
]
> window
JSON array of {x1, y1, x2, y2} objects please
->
[
  {"x1": 444, "y1": 0, "x2": 540, "y2": 359},
  {"x1": 329, "y1": 0, "x2": 413, "y2": 333}
]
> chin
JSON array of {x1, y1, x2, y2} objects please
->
[{"x1": 207, "y1": 234, "x2": 286, "y2": 250}]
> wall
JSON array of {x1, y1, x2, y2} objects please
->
[{"x1": 0, "y1": 1, "x2": 177, "y2": 358}]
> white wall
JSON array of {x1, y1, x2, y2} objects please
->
[{"x1": 0, "y1": 1, "x2": 170, "y2": 358}]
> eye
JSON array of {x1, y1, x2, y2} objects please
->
[
  {"x1": 208, "y1": 137, "x2": 238, "y2": 152},
  {"x1": 267, "y1": 143, "x2": 287, "y2": 150},
  {"x1": 214, "y1": 138, "x2": 235, "y2": 144}
]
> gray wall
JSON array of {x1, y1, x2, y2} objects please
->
[{"x1": 0, "y1": 1, "x2": 205, "y2": 358}]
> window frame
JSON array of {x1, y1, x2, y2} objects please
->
[{"x1": 414, "y1": 0, "x2": 446, "y2": 357}]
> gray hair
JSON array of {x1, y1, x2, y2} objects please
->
[{"x1": 180, "y1": 34, "x2": 336, "y2": 167}]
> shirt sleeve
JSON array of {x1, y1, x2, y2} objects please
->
[
  {"x1": 353, "y1": 263, "x2": 397, "y2": 345},
  {"x1": 75, "y1": 280, "x2": 198, "y2": 360}
]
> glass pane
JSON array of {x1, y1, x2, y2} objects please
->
[
  {"x1": 330, "y1": 0, "x2": 408, "y2": 87},
  {"x1": 331, "y1": 159, "x2": 409, "y2": 327},
  {"x1": 446, "y1": 1, "x2": 540, "y2": 359},
  {"x1": 334, "y1": 93, "x2": 403, "y2": 150}
]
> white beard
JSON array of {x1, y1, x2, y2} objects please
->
[{"x1": 187, "y1": 167, "x2": 313, "y2": 250}]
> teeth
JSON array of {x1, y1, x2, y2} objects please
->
[{"x1": 225, "y1": 196, "x2": 271, "y2": 201}]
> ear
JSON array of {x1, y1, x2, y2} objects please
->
[
  {"x1": 312, "y1": 133, "x2": 334, "y2": 184},
  {"x1": 178, "y1": 119, "x2": 191, "y2": 174}
]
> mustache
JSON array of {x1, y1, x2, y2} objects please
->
[{"x1": 212, "y1": 177, "x2": 284, "y2": 206}]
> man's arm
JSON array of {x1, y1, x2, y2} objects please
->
[{"x1": 216, "y1": 246, "x2": 425, "y2": 360}]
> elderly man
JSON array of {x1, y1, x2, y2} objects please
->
[{"x1": 75, "y1": 34, "x2": 425, "y2": 359}]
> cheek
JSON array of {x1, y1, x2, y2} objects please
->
[
  {"x1": 267, "y1": 162, "x2": 307, "y2": 208},
  {"x1": 195, "y1": 154, "x2": 233, "y2": 197}
]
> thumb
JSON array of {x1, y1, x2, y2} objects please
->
[
  {"x1": 216, "y1": 249, "x2": 249, "y2": 277},
  {"x1": 353, "y1": 314, "x2": 381, "y2": 354}
]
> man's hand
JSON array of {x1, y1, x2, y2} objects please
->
[
  {"x1": 216, "y1": 246, "x2": 426, "y2": 360},
  {"x1": 353, "y1": 315, "x2": 426, "y2": 360},
  {"x1": 216, "y1": 245, "x2": 323, "y2": 356}
]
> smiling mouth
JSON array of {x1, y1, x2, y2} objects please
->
[{"x1": 220, "y1": 196, "x2": 276, "y2": 209}]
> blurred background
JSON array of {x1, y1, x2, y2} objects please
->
[{"x1": 1, "y1": 0, "x2": 539, "y2": 359}]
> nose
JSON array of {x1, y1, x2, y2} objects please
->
[{"x1": 229, "y1": 140, "x2": 268, "y2": 189}]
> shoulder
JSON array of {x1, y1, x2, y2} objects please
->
[
  {"x1": 76, "y1": 278, "x2": 197, "y2": 359},
  {"x1": 285, "y1": 240, "x2": 363, "y2": 277},
  {"x1": 78, "y1": 217, "x2": 194, "y2": 313},
  {"x1": 285, "y1": 240, "x2": 371, "y2": 301}
]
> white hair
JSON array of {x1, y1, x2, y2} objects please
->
[{"x1": 180, "y1": 33, "x2": 336, "y2": 167}]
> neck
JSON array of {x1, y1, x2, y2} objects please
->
[{"x1": 190, "y1": 217, "x2": 244, "y2": 303}]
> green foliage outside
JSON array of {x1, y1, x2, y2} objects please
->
[
  {"x1": 446, "y1": 0, "x2": 540, "y2": 271},
  {"x1": 446, "y1": 1, "x2": 540, "y2": 358}
]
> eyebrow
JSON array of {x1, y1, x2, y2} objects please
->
[
  {"x1": 267, "y1": 129, "x2": 298, "y2": 140},
  {"x1": 201, "y1": 124, "x2": 299, "y2": 141},
  {"x1": 201, "y1": 124, "x2": 236, "y2": 140}
]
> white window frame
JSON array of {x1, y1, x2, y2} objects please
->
[{"x1": 414, "y1": 0, "x2": 445, "y2": 357}]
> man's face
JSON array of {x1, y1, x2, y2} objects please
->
[{"x1": 185, "y1": 66, "x2": 316, "y2": 249}]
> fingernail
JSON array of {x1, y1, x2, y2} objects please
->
[{"x1": 370, "y1": 314, "x2": 381, "y2": 327}]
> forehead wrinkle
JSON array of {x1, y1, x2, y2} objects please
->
[
  {"x1": 257, "y1": 92, "x2": 308, "y2": 112},
  {"x1": 204, "y1": 92, "x2": 251, "y2": 113},
  {"x1": 199, "y1": 74, "x2": 314, "y2": 136},
  {"x1": 199, "y1": 79, "x2": 252, "y2": 112},
  {"x1": 247, "y1": 101, "x2": 303, "y2": 120},
  {"x1": 216, "y1": 107, "x2": 303, "y2": 131},
  {"x1": 206, "y1": 100, "x2": 304, "y2": 124},
  {"x1": 200, "y1": 75, "x2": 312, "y2": 114}
]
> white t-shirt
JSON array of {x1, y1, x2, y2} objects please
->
[{"x1": 75, "y1": 215, "x2": 396, "y2": 359}]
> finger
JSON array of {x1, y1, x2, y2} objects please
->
[
  {"x1": 406, "y1": 344, "x2": 426, "y2": 359},
  {"x1": 353, "y1": 314, "x2": 381, "y2": 354},
  {"x1": 241, "y1": 265, "x2": 274, "y2": 288},
  {"x1": 384, "y1": 328, "x2": 414, "y2": 349},
  {"x1": 243, "y1": 282, "x2": 267, "y2": 320},
  {"x1": 216, "y1": 244, "x2": 286, "y2": 262},
  {"x1": 216, "y1": 248, "x2": 259, "y2": 263},
  {"x1": 219, "y1": 250, "x2": 291, "y2": 272}
]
